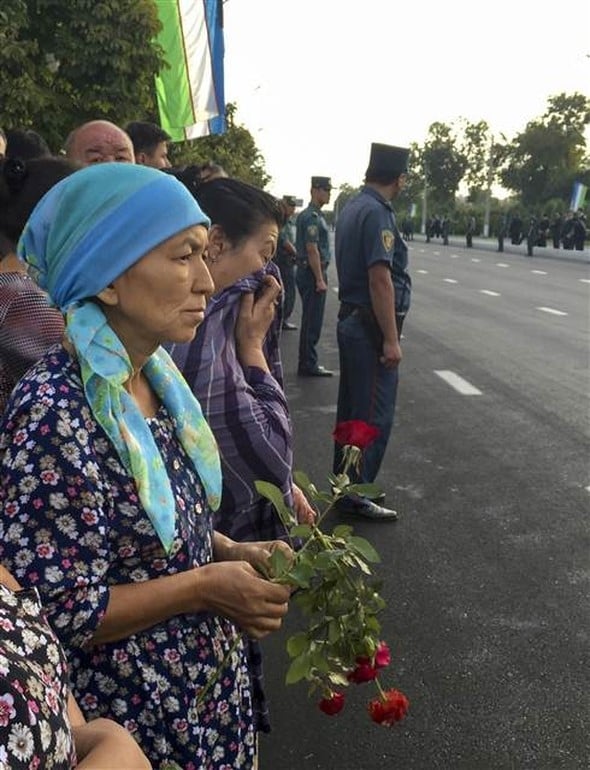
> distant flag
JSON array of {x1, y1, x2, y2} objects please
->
[
  {"x1": 154, "y1": 0, "x2": 225, "y2": 140},
  {"x1": 569, "y1": 181, "x2": 587, "y2": 211}
]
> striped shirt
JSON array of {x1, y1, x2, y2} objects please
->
[
  {"x1": 0, "y1": 272, "x2": 64, "y2": 415},
  {"x1": 167, "y1": 263, "x2": 294, "y2": 543}
]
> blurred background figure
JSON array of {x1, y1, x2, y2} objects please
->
[
  {"x1": 276, "y1": 195, "x2": 298, "y2": 330},
  {"x1": 0, "y1": 156, "x2": 79, "y2": 414},
  {"x1": 125, "y1": 120, "x2": 172, "y2": 169},
  {"x1": 5, "y1": 128, "x2": 52, "y2": 160}
]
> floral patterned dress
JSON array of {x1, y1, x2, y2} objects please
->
[
  {"x1": 0, "y1": 583, "x2": 76, "y2": 769},
  {"x1": 0, "y1": 347, "x2": 256, "y2": 770}
]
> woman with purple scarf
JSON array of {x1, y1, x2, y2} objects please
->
[{"x1": 167, "y1": 175, "x2": 315, "y2": 733}]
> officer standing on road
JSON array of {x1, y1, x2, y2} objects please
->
[
  {"x1": 276, "y1": 195, "x2": 298, "y2": 330},
  {"x1": 295, "y1": 176, "x2": 334, "y2": 376},
  {"x1": 333, "y1": 143, "x2": 411, "y2": 520}
]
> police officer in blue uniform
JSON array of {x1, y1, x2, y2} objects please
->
[
  {"x1": 334, "y1": 143, "x2": 411, "y2": 520},
  {"x1": 295, "y1": 176, "x2": 334, "y2": 376},
  {"x1": 276, "y1": 195, "x2": 298, "y2": 330}
]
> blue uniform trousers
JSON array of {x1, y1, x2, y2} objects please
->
[
  {"x1": 333, "y1": 312, "x2": 399, "y2": 482},
  {"x1": 275, "y1": 256, "x2": 296, "y2": 321},
  {"x1": 296, "y1": 263, "x2": 328, "y2": 372}
]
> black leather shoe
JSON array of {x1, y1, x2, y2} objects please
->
[
  {"x1": 282, "y1": 321, "x2": 298, "y2": 330},
  {"x1": 297, "y1": 366, "x2": 334, "y2": 377},
  {"x1": 336, "y1": 496, "x2": 398, "y2": 521}
]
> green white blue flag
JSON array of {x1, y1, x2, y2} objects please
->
[
  {"x1": 569, "y1": 181, "x2": 587, "y2": 211},
  {"x1": 154, "y1": 0, "x2": 225, "y2": 140}
]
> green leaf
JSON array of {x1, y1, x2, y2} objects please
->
[
  {"x1": 285, "y1": 653, "x2": 312, "y2": 685},
  {"x1": 347, "y1": 482, "x2": 383, "y2": 499},
  {"x1": 332, "y1": 524, "x2": 354, "y2": 539},
  {"x1": 267, "y1": 547, "x2": 292, "y2": 580},
  {"x1": 254, "y1": 480, "x2": 296, "y2": 528},
  {"x1": 348, "y1": 536, "x2": 381, "y2": 563},
  {"x1": 286, "y1": 632, "x2": 310, "y2": 658},
  {"x1": 287, "y1": 560, "x2": 315, "y2": 588}
]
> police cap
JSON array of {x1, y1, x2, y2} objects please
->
[
  {"x1": 311, "y1": 176, "x2": 332, "y2": 190},
  {"x1": 367, "y1": 143, "x2": 409, "y2": 177}
]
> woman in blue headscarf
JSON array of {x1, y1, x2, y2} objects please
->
[{"x1": 0, "y1": 163, "x2": 292, "y2": 770}]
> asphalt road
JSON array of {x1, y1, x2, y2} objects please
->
[{"x1": 258, "y1": 239, "x2": 590, "y2": 769}]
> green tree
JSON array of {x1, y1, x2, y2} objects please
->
[
  {"x1": 0, "y1": 0, "x2": 165, "y2": 151},
  {"x1": 422, "y1": 122, "x2": 468, "y2": 212},
  {"x1": 170, "y1": 103, "x2": 270, "y2": 189},
  {"x1": 500, "y1": 92, "x2": 590, "y2": 208}
]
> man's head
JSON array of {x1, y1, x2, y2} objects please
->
[
  {"x1": 5, "y1": 128, "x2": 51, "y2": 160},
  {"x1": 364, "y1": 143, "x2": 409, "y2": 196},
  {"x1": 64, "y1": 120, "x2": 135, "y2": 166},
  {"x1": 282, "y1": 195, "x2": 297, "y2": 215},
  {"x1": 310, "y1": 176, "x2": 332, "y2": 207},
  {"x1": 125, "y1": 121, "x2": 171, "y2": 169}
]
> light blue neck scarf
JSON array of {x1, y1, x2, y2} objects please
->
[
  {"x1": 17, "y1": 163, "x2": 221, "y2": 552},
  {"x1": 68, "y1": 302, "x2": 221, "y2": 552}
]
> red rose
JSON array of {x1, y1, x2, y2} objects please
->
[
  {"x1": 332, "y1": 420, "x2": 380, "y2": 450},
  {"x1": 347, "y1": 661, "x2": 378, "y2": 684},
  {"x1": 374, "y1": 641, "x2": 391, "y2": 669},
  {"x1": 318, "y1": 691, "x2": 345, "y2": 716},
  {"x1": 368, "y1": 689, "x2": 409, "y2": 726}
]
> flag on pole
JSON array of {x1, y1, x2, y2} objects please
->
[
  {"x1": 569, "y1": 181, "x2": 587, "y2": 211},
  {"x1": 154, "y1": 0, "x2": 225, "y2": 140}
]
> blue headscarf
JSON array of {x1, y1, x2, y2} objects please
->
[{"x1": 17, "y1": 163, "x2": 222, "y2": 553}]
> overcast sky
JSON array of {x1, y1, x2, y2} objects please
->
[{"x1": 223, "y1": 0, "x2": 589, "y2": 203}]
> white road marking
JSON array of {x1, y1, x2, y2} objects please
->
[
  {"x1": 579, "y1": 278, "x2": 590, "y2": 284},
  {"x1": 471, "y1": 258, "x2": 481, "y2": 263},
  {"x1": 480, "y1": 289, "x2": 500, "y2": 296},
  {"x1": 496, "y1": 262, "x2": 509, "y2": 267},
  {"x1": 433, "y1": 251, "x2": 440, "y2": 255},
  {"x1": 536, "y1": 306, "x2": 568, "y2": 316},
  {"x1": 532, "y1": 270, "x2": 548, "y2": 275},
  {"x1": 331, "y1": 286, "x2": 339, "y2": 293},
  {"x1": 443, "y1": 278, "x2": 458, "y2": 284},
  {"x1": 434, "y1": 370, "x2": 482, "y2": 395},
  {"x1": 450, "y1": 254, "x2": 460, "y2": 258},
  {"x1": 585, "y1": 485, "x2": 590, "y2": 493},
  {"x1": 416, "y1": 269, "x2": 428, "y2": 274}
]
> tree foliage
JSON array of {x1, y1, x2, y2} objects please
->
[
  {"x1": 499, "y1": 92, "x2": 590, "y2": 208},
  {"x1": 0, "y1": 1, "x2": 270, "y2": 184},
  {"x1": 170, "y1": 103, "x2": 271, "y2": 189},
  {"x1": 0, "y1": 0, "x2": 165, "y2": 151}
]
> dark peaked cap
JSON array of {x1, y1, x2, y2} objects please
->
[
  {"x1": 283, "y1": 195, "x2": 297, "y2": 206},
  {"x1": 367, "y1": 143, "x2": 409, "y2": 177},
  {"x1": 311, "y1": 176, "x2": 332, "y2": 189}
]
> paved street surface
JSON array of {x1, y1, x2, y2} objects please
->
[{"x1": 258, "y1": 238, "x2": 590, "y2": 769}]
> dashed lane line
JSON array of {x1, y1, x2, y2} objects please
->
[
  {"x1": 496, "y1": 262, "x2": 510, "y2": 267},
  {"x1": 579, "y1": 278, "x2": 590, "y2": 284},
  {"x1": 434, "y1": 370, "x2": 482, "y2": 395},
  {"x1": 480, "y1": 289, "x2": 501, "y2": 296},
  {"x1": 531, "y1": 270, "x2": 548, "y2": 275},
  {"x1": 471, "y1": 258, "x2": 481, "y2": 263},
  {"x1": 443, "y1": 278, "x2": 458, "y2": 284},
  {"x1": 416, "y1": 269, "x2": 428, "y2": 274},
  {"x1": 536, "y1": 307, "x2": 568, "y2": 316}
]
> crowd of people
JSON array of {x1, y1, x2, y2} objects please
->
[{"x1": 0, "y1": 115, "x2": 585, "y2": 768}]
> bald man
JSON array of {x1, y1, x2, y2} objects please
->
[{"x1": 64, "y1": 120, "x2": 134, "y2": 165}]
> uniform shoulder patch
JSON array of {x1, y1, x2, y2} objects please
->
[
  {"x1": 381, "y1": 229, "x2": 395, "y2": 252},
  {"x1": 307, "y1": 224, "x2": 318, "y2": 238}
]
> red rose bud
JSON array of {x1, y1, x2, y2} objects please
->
[
  {"x1": 374, "y1": 641, "x2": 391, "y2": 669},
  {"x1": 332, "y1": 420, "x2": 380, "y2": 450},
  {"x1": 318, "y1": 691, "x2": 345, "y2": 716},
  {"x1": 368, "y1": 689, "x2": 409, "y2": 726},
  {"x1": 347, "y1": 661, "x2": 378, "y2": 684}
]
